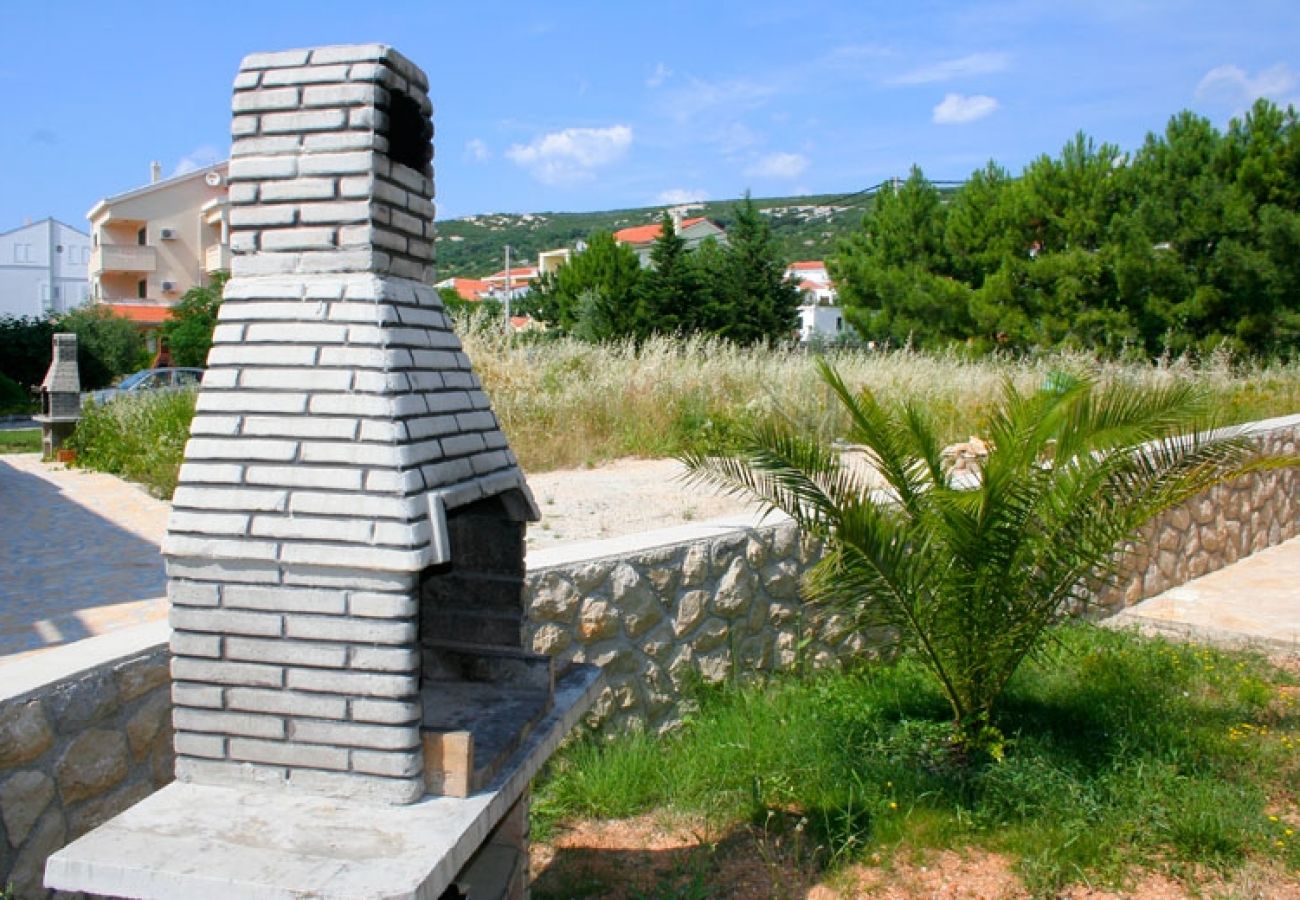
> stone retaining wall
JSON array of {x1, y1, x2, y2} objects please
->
[
  {"x1": 3, "y1": 416, "x2": 1297, "y2": 895},
  {"x1": 0, "y1": 629, "x2": 173, "y2": 898}
]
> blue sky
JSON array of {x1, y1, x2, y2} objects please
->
[{"x1": 2, "y1": 0, "x2": 1297, "y2": 231}]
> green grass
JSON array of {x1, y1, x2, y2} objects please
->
[
  {"x1": 533, "y1": 626, "x2": 1299, "y2": 894},
  {"x1": 64, "y1": 390, "x2": 196, "y2": 497},
  {"x1": 0, "y1": 428, "x2": 40, "y2": 454}
]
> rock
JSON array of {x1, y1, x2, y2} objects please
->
[
  {"x1": 529, "y1": 622, "x2": 572, "y2": 656},
  {"x1": 745, "y1": 536, "x2": 768, "y2": 569},
  {"x1": 712, "y1": 558, "x2": 755, "y2": 617},
  {"x1": 48, "y1": 669, "x2": 119, "y2": 733},
  {"x1": 610, "y1": 564, "x2": 664, "y2": 638},
  {"x1": 672, "y1": 590, "x2": 708, "y2": 637},
  {"x1": 770, "y1": 523, "x2": 799, "y2": 560},
  {"x1": 692, "y1": 618, "x2": 731, "y2": 653},
  {"x1": 8, "y1": 807, "x2": 66, "y2": 900},
  {"x1": 126, "y1": 693, "x2": 171, "y2": 761},
  {"x1": 0, "y1": 770, "x2": 55, "y2": 845},
  {"x1": 529, "y1": 572, "x2": 581, "y2": 622},
  {"x1": 55, "y1": 729, "x2": 129, "y2": 806},
  {"x1": 577, "y1": 598, "x2": 619, "y2": 642},
  {"x1": 681, "y1": 543, "x2": 709, "y2": 587},
  {"x1": 761, "y1": 560, "x2": 800, "y2": 600},
  {"x1": 0, "y1": 701, "x2": 54, "y2": 767},
  {"x1": 115, "y1": 656, "x2": 169, "y2": 703},
  {"x1": 569, "y1": 561, "x2": 611, "y2": 596}
]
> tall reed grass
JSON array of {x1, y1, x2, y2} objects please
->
[{"x1": 65, "y1": 389, "x2": 196, "y2": 497}]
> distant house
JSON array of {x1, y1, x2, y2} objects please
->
[
  {"x1": 784, "y1": 260, "x2": 846, "y2": 343},
  {"x1": 86, "y1": 161, "x2": 230, "y2": 330},
  {"x1": 613, "y1": 213, "x2": 727, "y2": 266},
  {"x1": 435, "y1": 277, "x2": 492, "y2": 303},
  {"x1": 0, "y1": 218, "x2": 92, "y2": 318}
]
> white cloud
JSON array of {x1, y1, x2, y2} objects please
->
[
  {"x1": 647, "y1": 62, "x2": 672, "y2": 88},
  {"x1": 506, "y1": 125, "x2": 633, "y2": 185},
  {"x1": 172, "y1": 145, "x2": 222, "y2": 177},
  {"x1": 464, "y1": 138, "x2": 490, "y2": 162},
  {"x1": 892, "y1": 52, "x2": 1010, "y2": 85},
  {"x1": 745, "y1": 152, "x2": 809, "y2": 179},
  {"x1": 656, "y1": 188, "x2": 710, "y2": 205},
  {"x1": 1195, "y1": 63, "x2": 1299, "y2": 112},
  {"x1": 932, "y1": 93, "x2": 999, "y2": 124}
]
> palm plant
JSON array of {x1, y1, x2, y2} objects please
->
[{"x1": 681, "y1": 359, "x2": 1293, "y2": 750}]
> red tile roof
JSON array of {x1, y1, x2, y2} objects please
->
[
  {"x1": 614, "y1": 217, "x2": 714, "y2": 245},
  {"x1": 103, "y1": 303, "x2": 173, "y2": 325},
  {"x1": 788, "y1": 260, "x2": 826, "y2": 271},
  {"x1": 446, "y1": 278, "x2": 491, "y2": 301}
]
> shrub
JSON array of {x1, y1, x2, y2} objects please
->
[{"x1": 66, "y1": 390, "x2": 196, "y2": 497}]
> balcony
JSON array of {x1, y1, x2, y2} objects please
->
[
  {"x1": 204, "y1": 243, "x2": 231, "y2": 273},
  {"x1": 91, "y1": 245, "x2": 157, "y2": 276}
]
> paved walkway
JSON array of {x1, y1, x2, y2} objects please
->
[
  {"x1": 0, "y1": 454, "x2": 169, "y2": 661},
  {"x1": 0, "y1": 452, "x2": 1297, "y2": 664}
]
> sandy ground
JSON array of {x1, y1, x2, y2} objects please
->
[{"x1": 524, "y1": 458, "x2": 766, "y2": 549}]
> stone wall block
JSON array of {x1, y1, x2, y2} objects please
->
[
  {"x1": 0, "y1": 702, "x2": 54, "y2": 767},
  {"x1": 761, "y1": 559, "x2": 800, "y2": 600},
  {"x1": 529, "y1": 572, "x2": 581, "y2": 623},
  {"x1": 0, "y1": 770, "x2": 54, "y2": 846},
  {"x1": 712, "y1": 557, "x2": 756, "y2": 617},
  {"x1": 692, "y1": 619, "x2": 730, "y2": 654},
  {"x1": 577, "y1": 598, "x2": 619, "y2": 642},
  {"x1": 8, "y1": 808, "x2": 66, "y2": 900},
  {"x1": 610, "y1": 564, "x2": 664, "y2": 639},
  {"x1": 528, "y1": 622, "x2": 572, "y2": 657},
  {"x1": 115, "y1": 654, "x2": 171, "y2": 702},
  {"x1": 49, "y1": 671, "x2": 120, "y2": 734},
  {"x1": 55, "y1": 730, "x2": 129, "y2": 806},
  {"x1": 672, "y1": 590, "x2": 708, "y2": 638},
  {"x1": 680, "y1": 544, "x2": 709, "y2": 587},
  {"x1": 125, "y1": 693, "x2": 171, "y2": 762}
]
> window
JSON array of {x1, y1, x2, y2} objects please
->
[
  {"x1": 13, "y1": 243, "x2": 31, "y2": 263},
  {"x1": 137, "y1": 227, "x2": 147, "y2": 246},
  {"x1": 137, "y1": 279, "x2": 148, "y2": 299}
]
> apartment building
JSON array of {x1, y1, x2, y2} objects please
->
[
  {"x1": 86, "y1": 161, "x2": 230, "y2": 323},
  {"x1": 0, "y1": 218, "x2": 92, "y2": 318}
]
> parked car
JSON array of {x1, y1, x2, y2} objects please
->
[{"x1": 84, "y1": 367, "x2": 205, "y2": 406}]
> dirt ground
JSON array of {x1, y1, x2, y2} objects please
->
[
  {"x1": 530, "y1": 812, "x2": 1300, "y2": 899},
  {"x1": 525, "y1": 458, "x2": 765, "y2": 549}
]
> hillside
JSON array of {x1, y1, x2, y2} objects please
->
[{"x1": 432, "y1": 192, "x2": 876, "y2": 279}]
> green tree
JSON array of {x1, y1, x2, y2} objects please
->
[
  {"x1": 57, "y1": 305, "x2": 146, "y2": 389},
  {"x1": 162, "y1": 271, "x2": 228, "y2": 368},
  {"x1": 0, "y1": 315, "x2": 56, "y2": 393},
  {"x1": 682, "y1": 361, "x2": 1291, "y2": 751},
  {"x1": 705, "y1": 195, "x2": 800, "y2": 344},
  {"x1": 634, "y1": 214, "x2": 697, "y2": 337},
  {"x1": 531, "y1": 231, "x2": 642, "y2": 336}
]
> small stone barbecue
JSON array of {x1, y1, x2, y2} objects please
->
[
  {"x1": 33, "y1": 332, "x2": 81, "y2": 458},
  {"x1": 46, "y1": 43, "x2": 599, "y2": 900}
]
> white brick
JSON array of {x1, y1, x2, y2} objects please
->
[
  {"x1": 223, "y1": 584, "x2": 347, "y2": 614},
  {"x1": 210, "y1": 323, "x2": 246, "y2": 345},
  {"x1": 175, "y1": 708, "x2": 285, "y2": 739},
  {"x1": 384, "y1": 327, "x2": 433, "y2": 348},
  {"x1": 260, "y1": 177, "x2": 337, "y2": 202},
  {"x1": 365, "y1": 469, "x2": 423, "y2": 493},
  {"x1": 230, "y1": 155, "x2": 299, "y2": 183},
  {"x1": 172, "y1": 657, "x2": 283, "y2": 688},
  {"x1": 298, "y1": 250, "x2": 377, "y2": 273},
  {"x1": 168, "y1": 510, "x2": 251, "y2": 536},
  {"x1": 172, "y1": 607, "x2": 282, "y2": 637},
  {"x1": 284, "y1": 614, "x2": 414, "y2": 643},
  {"x1": 185, "y1": 437, "x2": 298, "y2": 462},
  {"x1": 195, "y1": 391, "x2": 309, "y2": 414},
  {"x1": 233, "y1": 71, "x2": 261, "y2": 90},
  {"x1": 292, "y1": 720, "x2": 416, "y2": 750},
  {"x1": 176, "y1": 462, "x2": 244, "y2": 484},
  {"x1": 371, "y1": 519, "x2": 431, "y2": 548},
  {"x1": 227, "y1": 637, "x2": 348, "y2": 669},
  {"x1": 228, "y1": 183, "x2": 259, "y2": 204},
  {"x1": 288, "y1": 492, "x2": 412, "y2": 519},
  {"x1": 442, "y1": 433, "x2": 486, "y2": 457},
  {"x1": 298, "y1": 442, "x2": 399, "y2": 466},
  {"x1": 189, "y1": 415, "x2": 242, "y2": 436},
  {"x1": 261, "y1": 227, "x2": 338, "y2": 251},
  {"x1": 285, "y1": 668, "x2": 416, "y2": 698},
  {"x1": 347, "y1": 592, "x2": 417, "y2": 619},
  {"x1": 342, "y1": 324, "x2": 386, "y2": 345},
  {"x1": 165, "y1": 559, "x2": 281, "y2": 585},
  {"x1": 350, "y1": 698, "x2": 420, "y2": 725},
  {"x1": 171, "y1": 631, "x2": 223, "y2": 658},
  {"x1": 168, "y1": 582, "x2": 220, "y2": 607},
  {"x1": 227, "y1": 688, "x2": 348, "y2": 719},
  {"x1": 175, "y1": 733, "x2": 226, "y2": 759},
  {"x1": 421, "y1": 459, "x2": 472, "y2": 487},
  {"x1": 261, "y1": 109, "x2": 349, "y2": 133},
  {"x1": 303, "y1": 132, "x2": 382, "y2": 152},
  {"x1": 278, "y1": 543, "x2": 425, "y2": 570},
  {"x1": 472, "y1": 451, "x2": 511, "y2": 475},
  {"x1": 389, "y1": 208, "x2": 424, "y2": 236},
  {"x1": 231, "y1": 135, "x2": 301, "y2": 157},
  {"x1": 229, "y1": 738, "x2": 349, "y2": 770},
  {"x1": 172, "y1": 682, "x2": 224, "y2": 708},
  {"x1": 411, "y1": 350, "x2": 460, "y2": 369},
  {"x1": 221, "y1": 301, "x2": 329, "y2": 322},
  {"x1": 338, "y1": 175, "x2": 374, "y2": 198},
  {"x1": 350, "y1": 107, "x2": 388, "y2": 131},
  {"x1": 232, "y1": 87, "x2": 300, "y2": 113},
  {"x1": 407, "y1": 417, "x2": 456, "y2": 441},
  {"x1": 316, "y1": 346, "x2": 396, "y2": 368},
  {"x1": 172, "y1": 486, "x2": 288, "y2": 513},
  {"x1": 242, "y1": 49, "x2": 311, "y2": 69},
  {"x1": 244, "y1": 416, "x2": 357, "y2": 440},
  {"x1": 350, "y1": 749, "x2": 421, "y2": 778},
  {"x1": 261, "y1": 64, "x2": 349, "y2": 86},
  {"x1": 299, "y1": 200, "x2": 371, "y2": 224},
  {"x1": 240, "y1": 367, "x2": 352, "y2": 391},
  {"x1": 232, "y1": 115, "x2": 260, "y2": 137},
  {"x1": 407, "y1": 372, "x2": 446, "y2": 393},
  {"x1": 393, "y1": 395, "x2": 428, "y2": 417},
  {"x1": 245, "y1": 465, "x2": 362, "y2": 491},
  {"x1": 300, "y1": 150, "x2": 373, "y2": 175},
  {"x1": 230, "y1": 232, "x2": 258, "y2": 254},
  {"x1": 388, "y1": 165, "x2": 429, "y2": 193},
  {"x1": 351, "y1": 370, "x2": 408, "y2": 393},
  {"x1": 308, "y1": 393, "x2": 394, "y2": 417},
  {"x1": 359, "y1": 420, "x2": 406, "y2": 442},
  {"x1": 309, "y1": 44, "x2": 386, "y2": 65},
  {"x1": 230, "y1": 205, "x2": 298, "y2": 227},
  {"x1": 251, "y1": 515, "x2": 371, "y2": 543},
  {"x1": 349, "y1": 646, "x2": 418, "y2": 672},
  {"x1": 425, "y1": 392, "x2": 472, "y2": 415},
  {"x1": 206, "y1": 345, "x2": 318, "y2": 367}
]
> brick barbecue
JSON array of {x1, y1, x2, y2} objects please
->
[
  {"x1": 33, "y1": 332, "x2": 81, "y2": 458},
  {"x1": 46, "y1": 44, "x2": 599, "y2": 899}
]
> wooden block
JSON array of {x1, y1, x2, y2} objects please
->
[{"x1": 423, "y1": 730, "x2": 474, "y2": 797}]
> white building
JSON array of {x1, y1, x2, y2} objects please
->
[
  {"x1": 0, "y1": 218, "x2": 92, "y2": 318},
  {"x1": 784, "y1": 260, "x2": 847, "y2": 343}
]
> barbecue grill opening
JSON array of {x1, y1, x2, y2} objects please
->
[{"x1": 384, "y1": 89, "x2": 433, "y2": 172}]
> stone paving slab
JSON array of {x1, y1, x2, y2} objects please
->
[
  {"x1": 0, "y1": 454, "x2": 169, "y2": 660},
  {"x1": 1108, "y1": 536, "x2": 1300, "y2": 655}
]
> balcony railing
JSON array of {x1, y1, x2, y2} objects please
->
[
  {"x1": 204, "y1": 243, "x2": 231, "y2": 273},
  {"x1": 91, "y1": 245, "x2": 157, "y2": 276}
]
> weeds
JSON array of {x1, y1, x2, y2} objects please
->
[
  {"x1": 533, "y1": 626, "x2": 1300, "y2": 893},
  {"x1": 65, "y1": 390, "x2": 196, "y2": 497}
]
